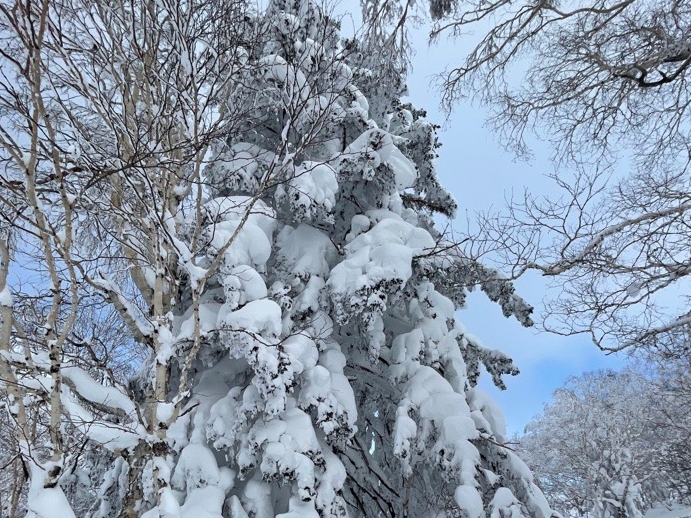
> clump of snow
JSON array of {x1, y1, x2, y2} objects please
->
[
  {"x1": 26, "y1": 463, "x2": 77, "y2": 518},
  {"x1": 346, "y1": 214, "x2": 370, "y2": 242},
  {"x1": 204, "y1": 143, "x2": 273, "y2": 194},
  {"x1": 218, "y1": 299, "x2": 282, "y2": 338},
  {"x1": 221, "y1": 265, "x2": 268, "y2": 310},
  {"x1": 489, "y1": 487, "x2": 522, "y2": 518},
  {"x1": 0, "y1": 286, "x2": 12, "y2": 307},
  {"x1": 180, "y1": 486, "x2": 227, "y2": 518},
  {"x1": 276, "y1": 224, "x2": 338, "y2": 278},
  {"x1": 60, "y1": 386, "x2": 141, "y2": 450},
  {"x1": 341, "y1": 128, "x2": 417, "y2": 189},
  {"x1": 329, "y1": 218, "x2": 435, "y2": 324},
  {"x1": 203, "y1": 197, "x2": 276, "y2": 271},
  {"x1": 276, "y1": 497, "x2": 320, "y2": 518},
  {"x1": 277, "y1": 161, "x2": 338, "y2": 222},
  {"x1": 468, "y1": 387, "x2": 508, "y2": 441},
  {"x1": 62, "y1": 365, "x2": 137, "y2": 416},
  {"x1": 174, "y1": 303, "x2": 222, "y2": 341},
  {"x1": 455, "y1": 484, "x2": 484, "y2": 518},
  {"x1": 155, "y1": 323, "x2": 176, "y2": 365},
  {"x1": 156, "y1": 402, "x2": 176, "y2": 423},
  {"x1": 258, "y1": 54, "x2": 308, "y2": 99},
  {"x1": 171, "y1": 443, "x2": 232, "y2": 492}
]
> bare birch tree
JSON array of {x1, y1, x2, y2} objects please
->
[
  {"x1": 0, "y1": 0, "x2": 282, "y2": 513},
  {"x1": 424, "y1": 0, "x2": 691, "y2": 166}
]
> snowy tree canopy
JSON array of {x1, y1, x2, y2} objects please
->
[
  {"x1": 519, "y1": 370, "x2": 682, "y2": 518},
  {"x1": 0, "y1": 0, "x2": 552, "y2": 516}
]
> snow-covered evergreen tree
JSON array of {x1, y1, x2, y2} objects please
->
[{"x1": 0, "y1": 0, "x2": 553, "y2": 516}]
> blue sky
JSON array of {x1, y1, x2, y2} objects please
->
[{"x1": 401, "y1": 28, "x2": 628, "y2": 434}]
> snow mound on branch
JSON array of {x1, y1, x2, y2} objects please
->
[
  {"x1": 62, "y1": 365, "x2": 136, "y2": 417},
  {"x1": 343, "y1": 128, "x2": 417, "y2": 189},
  {"x1": 171, "y1": 443, "x2": 233, "y2": 492},
  {"x1": 60, "y1": 387, "x2": 141, "y2": 450},
  {"x1": 204, "y1": 143, "x2": 274, "y2": 194},
  {"x1": 204, "y1": 196, "x2": 275, "y2": 233},
  {"x1": 277, "y1": 223, "x2": 338, "y2": 278},
  {"x1": 221, "y1": 266, "x2": 268, "y2": 310},
  {"x1": 239, "y1": 405, "x2": 322, "y2": 501},
  {"x1": 298, "y1": 342, "x2": 357, "y2": 435},
  {"x1": 468, "y1": 387, "x2": 508, "y2": 441},
  {"x1": 276, "y1": 497, "x2": 320, "y2": 518},
  {"x1": 258, "y1": 54, "x2": 308, "y2": 98},
  {"x1": 175, "y1": 303, "x2": 222, "y2": 340},
  {"x1": 329, "y1": 218, "x2": 435, "y2": 323},
  {"x1": 278, "y1": 161, "x2": 338, "y2": 222},
  {"x1": 218, "y1": 299, "x2": 282, "y2": 338},
  {"x1": 208, "y1": 218, "x2": 271, "y2": 269},
  {"x1": 26, "y1": 464, "x2": 77, "y2": 518},
  {"x1": 180, "y1": 486, "x2": 226, "y2": 518},
  {"x1": 204, "y1": 197, "x2": 276, "y2": 270}
]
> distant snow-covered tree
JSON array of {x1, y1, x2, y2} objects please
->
[
  {"x1": 0, "y1": 0, "x2": 553, "y2": 516},
  {"x1": 648, "y1": 353, "x2": 691, "y2": 504},
  {"x1": 519, "y1": 370, "x2": 674, "y2": 518}
]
